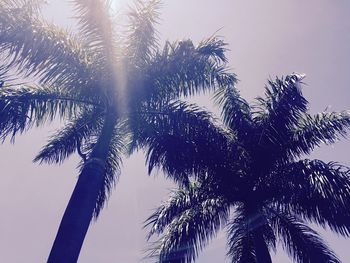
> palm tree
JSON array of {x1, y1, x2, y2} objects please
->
[
  {"x1": 142, "y1": 73, "x2": 350, "y2": 263},
  {"x1": 0, "y1": 0, "x2": 235, "y2": 262}
]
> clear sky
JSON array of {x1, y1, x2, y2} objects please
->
[{"x1": 0, "y1": 0, "x2": 350, "y2": 262}]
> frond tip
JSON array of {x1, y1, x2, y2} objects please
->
[
  {"x1": 0, "y1": 4, "x2": 92, "y2": 88},
  {"x1": 145, "y1": 182, "x2": 229, "y2": 263},
  {"x1": 0, "y1": 85, "x2": 87, "y2": 141},
  {"x1": 271, "y1": 212, "x2": 340, "y2": 263},
  {"x1": 33, "y1": 109, "x2": 103, "y2": 164},
  {"x1": 126, "y1": 0, "x2": 161, "y2": 66}
]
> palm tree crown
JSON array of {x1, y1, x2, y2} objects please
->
[
  {"x1": 143, "y1": 73, "x2": 350, "y2": 263},
  {"x1": 0, "y1": 0, "x2": 235, "y2": 261}
]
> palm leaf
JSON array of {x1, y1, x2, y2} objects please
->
[
  {"x1": 71, "y1": 0, "x2": 115, "y2": 50},
  {"x1": 147, "y1": 37, "x2": 235, "y2": 102},
  {"x1": 33, "y1": 108, "x2": 104, "y2": 164},
  {"x1": 0, "y1": 3, "x2": 93, "y2": 89},
  {"x1": 227, "y1": 207, "x2": 256, "y2": 263},
  {"x1": 0, "y1": 0, "x2": 44, "y2": 13},
  {"x1": 213, "y1": 83, "x2": 252, "y2": 134},
  {"x1": 145, "y1": 182, "x2": 220, "y2": 237},
  {"x1": 252, "y1": 74, "x2": 307, "y2": 150},
  {"x1": 227, "y1": 204, "x2": 275, "y2": 263},
  {"x1": 286, "y1": 111, "x2": 350, "y2": 158},
  {"x1": 0, "y1": 85, "x2": 97, "y2": 140},
  {"x1": 270, "y1": 211, "x2": 340, "y2": 263},
  {"x1": 146, "y1": 183, "x2": 229, "y2": 263},
  {"x1": 268, "y1": 159, "x2": 350, "y2": 236},
  {"x1": 126, "y1": 0, "x2": 160, "y2": 68},
  {"x1": 71, "y1": 0, "x2": 121, "y2": 96},
  {"x1": 132, "y1": 101, "x2": 234, "y2": 185}
]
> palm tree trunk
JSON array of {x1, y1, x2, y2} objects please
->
[
  {"x1": 254, "y1": 232, "x2": 272, "y2": 263},
  {"x1": 47, "y1": 114, "x2": 116, "y2": 263}
]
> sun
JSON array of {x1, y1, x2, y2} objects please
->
[{"x1": 110, "y1": 0, "x2": 129, "y2": 13}]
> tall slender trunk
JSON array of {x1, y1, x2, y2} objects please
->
[
  {"x1": 254, "y1": 232, "x2": 272, "y2": 263},
  {"x1": 47, "y1": 114, "x2": 116, "y2": 263}
]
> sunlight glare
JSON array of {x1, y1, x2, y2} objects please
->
[{"x1": 110, "y1": 0, "x2": 129, "y2": 13}]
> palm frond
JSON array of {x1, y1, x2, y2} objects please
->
[
  {"x1": 227, "y1": 205, "x2": 275, "y2": 263},
  {"x1": 0, "y1": 0, "x2": 45, "y2": 13},
  {"x1": 270, "y1": 211, "x2": 340, "y2": 263},
  {"x1": 0, "y1": 4, "x2": 93, "y2": 89},
  {"x1": 145, "y1": 182, "x2": 218, "y2": 237},
  {"x1": 126, "y1": 0, "x2": 160, "y2": 68},
  {"x1": 33, "y1": 109, "x2": 104, "y2": 164},
  {"x1": 71, "y1": 0, "x2": 116, "y2": 56},
  {"x1": 146, "y1": 184, "x2": 229, "y2": 263},
  {"x1": 147, "y1": 37, "x2": 235, "y2": 102},
  {"x1": 196, "y1": 35, "x2": 229, "y2": 64},
  {"x1": 0, "y1": 86, "x2": 97, "y2": 140},
  {"x1": 287, "y1": 111, "x2": 350, "y2": 158},
  {"x1": 227, "y1": 207, "x2": 256, "y2": 263},
  {"x1": 71, "y1": 0, "x2": 121, "y2": 96},
  {"x1": 132, "y1": 101, "x2": 234, "y2": 185},
  {"x1": 252, "y1": 74, "x2": 307, "y2": 148},
  {"x1": 269, "y1": 159, "x2": 350, "y2": 236},
  {"x1": 213, "y1": 83, "x2": 252, "y2": 134}
]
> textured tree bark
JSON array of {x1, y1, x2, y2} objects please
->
[{"x1": 47, "y1": 114, "x2": 116, "y2": 263}]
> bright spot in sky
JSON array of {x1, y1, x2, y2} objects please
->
[{"x1": 111, "y1": 0, "x2": 129, "y2": 13}]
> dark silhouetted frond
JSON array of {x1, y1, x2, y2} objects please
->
[
  {"x1": 213, "y1": 83, "x2": 252, "y2": 133},
  {"x1": 132, "y1": 101, "x2": 234, "y2": 185},
  {"x1": 227, "y1": 207, "x2": 257, "y2": 263},
  {"x1": 147, "y1": 37, "x2": 235, "y2": 102},
  {"x1": 270, "y1": 211, "x2": 340, "y2": 263},
  {"x1": 33, "y1": 109, "x2": 104, "y2": 164},
  {"x1": 253, "y1": 74, "x2": 307, "y2": 149},
  {"x1": 146, "y1": 183, "x2": 229, "y2": 263},
  {"x1": 0, "y1": 86, "x2": 96, "y2": 140},
  {"x1": 227, "y1": 205, "x2": 275, "y2": 263},
  {"x1": 254, "y1": 73, "x2": 307, "y2": 124},
  {"x1": 269, "y1": 159, "x2": 350, "y2": 237},
  {"x1": 287, "y1": 111, "x2": 350, "y2": 158},
  {"x1": 196, "y1": 36, "x2": 229, "y2": 64},
  {"x1": 145, "y1": 182, "x2": 220, "y2": 238},
  {"x1": 143, "y1": 72, "x2": 350, "y2": 263}
]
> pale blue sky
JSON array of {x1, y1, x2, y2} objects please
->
[{"x1": 0, "y1": 1, "x2": 350, "y2": 262}]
